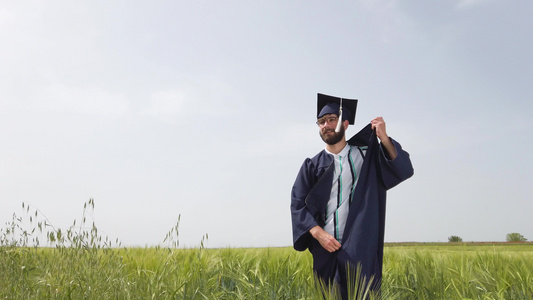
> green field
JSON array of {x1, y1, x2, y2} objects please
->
[
  {"x1": 2, "y1": 243, "x2": 532, "y2": 299},
  {"x1": 2, "y1": 202, "x2": 532, "y2": 299}
]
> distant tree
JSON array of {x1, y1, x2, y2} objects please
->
[
  {"x1": 506, "y1": 233, "x2": 527, "y2": 242},
  {"x1": 448, "y1": 235, "x2": 463, "y2": 243}
]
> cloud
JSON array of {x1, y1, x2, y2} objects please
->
[
  {"x1": 241, "y1": 121, "x2": 320, "y2": 158},
  {"x1": 138, "y1": 76, "x2": 243, "y2": 124},
  {"x1": 36, "y1": 83, "x2": 130, "y2": 117},
  {"x1": 456, "y1": 0, "x2": 484, "y2": 10},
  {"x1": 140, "y1": 90, "x2": 187, "y2": 122}
]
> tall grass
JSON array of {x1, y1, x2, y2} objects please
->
[
  {"x1": 1, "y1": 200, "x2": 532, "y2": 299},
  {"x1": 0, "y1": 200, "x2": 324, "y2": 299},
  {"x1": 383, "y1": 245, "x2": 533, "y2": 299}
]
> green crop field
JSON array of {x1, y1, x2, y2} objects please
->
[{"x1": 1, "y1": 201, "x2": 532, "y2": 299}]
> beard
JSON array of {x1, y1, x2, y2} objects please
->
[{"x1": 319, "y1": 124, "x2": 345, "y2": 145}]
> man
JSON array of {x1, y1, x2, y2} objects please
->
[{"x1": 290, "y1": 93, "x2": 414, "y2": 298}]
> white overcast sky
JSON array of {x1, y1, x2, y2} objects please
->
[{"x1": 1, "y1": 0, "x2": 532, "y2": 248}]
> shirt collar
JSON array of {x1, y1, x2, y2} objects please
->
[{"x1": 325, "y1": 143, "x2": 350, "y2": 158}]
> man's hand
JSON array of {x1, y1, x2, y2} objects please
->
[
  {"x1": 371, "y1": 117, "x2": 389, "y2": 141},
  {"x1": 309, "y1": 226, "x2": 341, "y2": 253},
  {"x1": 371, "y1": 117, "x2": 398, "y2": 160}
]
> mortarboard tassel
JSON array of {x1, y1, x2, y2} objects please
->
[{"x1": 335, "y1": 98, "x2": 343, "y2": 133}]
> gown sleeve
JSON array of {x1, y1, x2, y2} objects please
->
[
  {"x1": 290, "y1": 158, "x2": 319, "y2": 251},
  {"x1": 378, "y1": 138, "x2": 414, "y2": 190}
]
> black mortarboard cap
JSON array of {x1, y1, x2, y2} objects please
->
[{"x1": 317, "y1": 93, "x2": 358, "y2": 125}]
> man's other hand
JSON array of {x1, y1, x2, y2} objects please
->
[{"x1": 309, "y1": 226, "x2": 341, "y2": 253}]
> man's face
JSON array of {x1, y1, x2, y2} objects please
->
[{"x1": 318, "y1": 114, "x2": 345, "y2": 145}]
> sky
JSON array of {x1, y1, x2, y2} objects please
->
[{"x1": 1, "y1": 0, "x2": 532, "y2": 248}]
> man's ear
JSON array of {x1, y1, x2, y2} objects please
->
[{"x1": 343, "y1": 120, "x2": 349, "y2": 130}]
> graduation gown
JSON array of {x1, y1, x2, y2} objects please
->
[{"x1": 290, "y1": 124, "x2": 414, "y2": 294}]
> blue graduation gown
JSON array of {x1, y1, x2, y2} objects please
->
[{"x1": 290, "y1": 124, "x2": 414, "y2": 294}]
